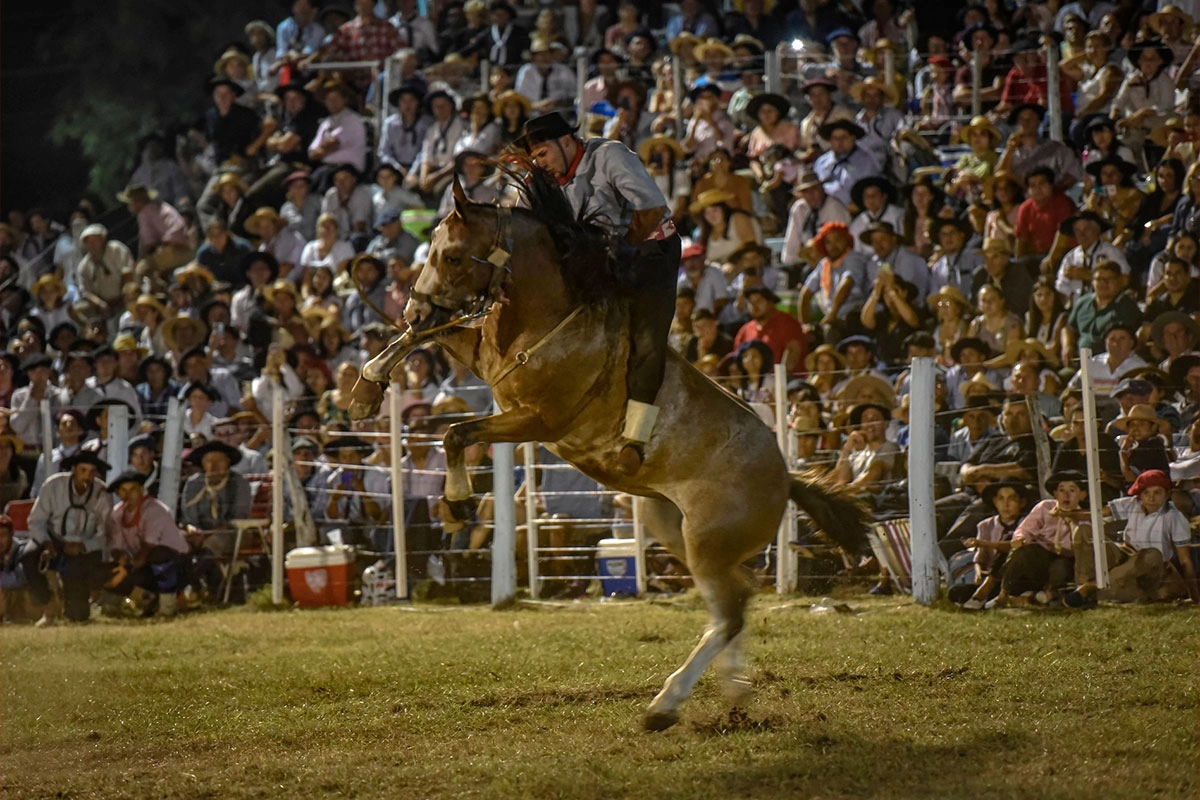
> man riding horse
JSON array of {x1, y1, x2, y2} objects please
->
[{"x1": 518, "y1": 112, "x2": 682, "y2": 475}]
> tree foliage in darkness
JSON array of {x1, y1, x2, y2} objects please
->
[{"x1": 45, "y1": 0, "x2": 284, "y2": 199}]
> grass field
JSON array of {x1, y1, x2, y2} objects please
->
[{"x1": 2, "y1": 596, "x2": 1197, "y2": 800}]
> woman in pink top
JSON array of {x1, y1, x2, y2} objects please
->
[
  {"x1": 745, "y1": 94, "x2": 799, "y2": 179},
  {"x1": 989, "y1": 470, "x2": 1090, "y2": 608}
]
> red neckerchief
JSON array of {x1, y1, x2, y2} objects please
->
[
  {"x1": 121, "y1": 495, "x2": 145, "y2": 528},
  {"x1": 557, "y1": 140, "x2": 586, "y2": 187}
]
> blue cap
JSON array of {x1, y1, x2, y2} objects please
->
[
  {"x1": 1112, "y1": 378, "x2": 1152, "y2": 398},
  {"x1": 826, "y1": 28, "x2": 858, "y2": 44},
  {"x1": 836, "y1": 334, "x2": 875, "y2": 353},
  {"x1": 377, "y1": 208, "x2": 402, "y2": 226}
]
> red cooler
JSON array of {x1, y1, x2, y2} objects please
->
[{"x1": 285, "y1": 545, "x2": 355, "y2": 607}]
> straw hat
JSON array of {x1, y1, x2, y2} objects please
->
[
  {"x1": 162, "y1": 315, "x2": 208, "y2": 351},
  {"x1": 927, "y1": 285, "x2": 969, "y2": 312},
  {"x1": 134, "y1": 294, "x2": 170, "y2": 320},
  {"x1": 116, "y1": 185, "x2": 157, "y2": 204},
  {"x1": 837, "y1": 373, "x2": 896, "y2": 408},
  {"x1": 492, "y1": 90, "x2": 532, "y2": 118},
  {"x1": 1111, "y1": 403, "x2": 1171, "y2": 435},
  {"x1": 688, "y1": 189, "x2": 736, "y2": 216},
  {"x1": 32, "y1": 273, "x2": 67, "y2": 301},
  {"x1": 745, "y1": 92, "x2": 791, "y2": 121},
  {"x1": 244, "y1": 206, "x2": 285, "y2": 238},
  {"x1": 245, "y1": 20, "x2": 274, "y2": 39},
  {"x1": 1149, "y1": 5, "x2": 1194, "y2": 35},
  {"x1": 1150, "y1": 116, "x2": 1187, "y2": 148},
  {"x1": 262, "y1": 279, "x2": 300, "y2": 305},
  {"x1": 214, "y1": 47, "x2": 251, "y2": 75},
  {"x1": 984, "y1": 337, "x2": 1058, "y2": 369},
  {"x1": 176, "y1": 262, "x2": 215, "y2": 287},
  {"x1": 113, "y1": 332, "x2": 148, "y2": 357},
  {"x1": 959, "y1": 371, "x2": 999, "y2": 399},
  {"x1": 668, "y1": 31, "x2": 700, "y2": 55},
  {"x1": 980, "y1": 238, "x2": 1012, "y2": 256},
  {"x1": 848, "y1": 76, "x2": 897, "y2": 105},
  {"x1": 637, "y1": 135, "x2": 686, "y2": 164},
  {"x1": 958, "y1": 115, "x2": 1002, "y2": 146},
  {"x1": 693, "y1": 38, "x2": 734, "y2": 62},
  {"x1": 215, "y1": 173, "x2": 248, "y2": 195},
  {"x1": 990, "y1": 170, "x2": 1022, "y2": 194},
  {"x1": 804, "y1": 342, "x2": 847, "y2": 373}
]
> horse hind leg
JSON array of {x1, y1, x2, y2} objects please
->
[{"x1": 644, "y1": 559, "x2": 751, "y2": 732}]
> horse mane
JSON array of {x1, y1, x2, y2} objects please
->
[{"x1": 492, "y1": 152, "x2": 617, "y2": 307}]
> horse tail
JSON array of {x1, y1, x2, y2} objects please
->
[{"x1": 788, "y1": 471, "x2": 871, "y2": 556}]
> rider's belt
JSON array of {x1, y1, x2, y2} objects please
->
[{"x1": 647, "y1": 218, "x2": 677, "y2": 242}]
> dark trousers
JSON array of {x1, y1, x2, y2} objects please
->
[
  {"x1": 110, "y1": 546, "x2": 187, "y2": 596},
  {"x1": 626, "y1": 234, "x2": 681, "y2": 405},
  {"x1": 1001, "y1": 544, "x2": 1073, "y2": 595},
  {"x1": 20, "y1": 547, "x2": 106, "y2": 622}
]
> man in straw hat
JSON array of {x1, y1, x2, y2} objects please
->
[
  {"x1": 515, "y1": 39, "x2": 577, "y2": 114},
  {"x1": 850, "y1": 76, "x2": 903, "y2": 168},
  {"x1": 519, "y1": 110, "x2": 681, "y2": 474},
  {"x1": 245, "y1": 207, "x2": 306, "y2": 275},
  {"x1": 24, "y1": 450, "x2": 113, "y2": 625},
  {"x1": 782, "y1": 171, "x2": 852, "y2": 266},
  {"x1": 307, "y1": 78, "x2": 368, "y2": 193},
  {"x1": 812, "y1": 119, "x2": 879, "y2": 207},
  {"x1": 119, "y1": 185, "x2": 194, "y2": 288},
  {"x1": 75, "y1": 223, "x2": 134, "y2": 325}
]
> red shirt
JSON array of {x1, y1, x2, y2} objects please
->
[
  {"x1": 1001, "y1": 64, "x2": 1075, "y2": 116},
  {"x1": 733, "y1": 311, "x2": 808, "y2": 374},
  {"x1": 1015, "y1": 192, "x2": 1076, "y2": 255}
]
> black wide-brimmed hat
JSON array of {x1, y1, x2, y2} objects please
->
[
  {"x1": 239, "y1": 250, "x2": 280, "y2": 282},
  {"x1": 188, "y1": 440, "x2": 243, "y2": 467},
  {"x1": 1058, "y1": 209, "x2": 1113, "y2": 235},
  {"x1": 62, "y1": 450, "x2": 111, "y2": 473},
  {"x1": 817, "y1": 119, "x2": 865, "y2": 140},
  {"x1": 950, "y1": 336, "x2": 993, "y2": 362},
  {"x1": 746, "y1": 93, "x2": 790, "y2": 121},
  {"x1": 687, "y1": 83, "x2": 722, "y2": 102},
  {"x1": 1084, "y1": 154, "x2": 1137, "y2": 180},
  {"x1": 848, "y1": 402, "x2": 891, "y2": 427},
  {"x1": 1006, "y1": 102, "x2": 1047, "y2": 126},
  {"x1": 981, "y1": 479, "x2": 1033, "y2": 507},
  {"x1": 387, "y1": 82, "x2": 425, "y2": 108},
  {"x1": 1128, "y1": 36, "x2": 1174, "y2": 69},
  {"x1": 107, "y1": 469, "x2": 149, "y2": 494},
  {"x1": 207, "y1": 77, "x2": 245, "y2": 98},
  {"x1": 850, "y1": 175, "x2": 896, "y2": 208},
  {"x1": 1044, "y1": 469, "x2": 1088, "y2": 495},
  {"x1": 519, "y1": 112, "x2": 576, "y2": 149}
]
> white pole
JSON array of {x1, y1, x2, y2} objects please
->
[
  {"x1": 522, "y1": 441, "x2": 540, "y2": 598},
  {"x1": 270, "y1": 391, "x2": 285, "y2": 605},
  {"x1": 575, "y1": 54, "x2": 588, "y2": 121},
  {"x1": 491, "y1": 442, "x2": 516, "y2": 605},
  {"x1": 908, "y1": 357, "x2": 939, "y2": 604},
  {"x1": 107, "y1": 405, "x2": 129, "y2": 483},
  {"x1": 1046, "y1": 44, "x2": 1062, "y2": 142},
  {"x1": 39, "y1": 400, "x2": 52, "y2": 471},
  {"x1": 1079, "y1": 349, "x2": 1109, "y2": 589},
  {"x1": 764, "y1": 49, "x2": 779, "y2": 94},
  {"x1": 158, "y1": 397, "x2": 185, "y2": 518},
  {"x1": 773, "y1": 363, "x2": 795, "y2": 593},
  {"x1": 971, "y1": 53, "x2": 983, "y2": 118},
  {"x1": 883, "y1": 46, "x2": 895, "y2": 99},
  {"x1": 632, "y1": 496, "x2": 647, "y2": 596},
  {"x1": 390, "y1": 383, "x2": 409, "y2": 600}
]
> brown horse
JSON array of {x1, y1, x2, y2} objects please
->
[{"x1": 351, "y1": 174, "x2": 869, "y2": 731}]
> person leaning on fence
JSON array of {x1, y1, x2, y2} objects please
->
[
  {"x1": 102, "y1": 470, "x2": 189, "y2": 618},
  {"x1": 22, "y1": 450, "x2": 113, "y2": 625},
  {"x1": 988, "y1": 470, "x2": 1090, "y2": 609},
  {"x1": 518, "y1": 110, "x2": 681, "y2": 476},
  {"x1": 1067, "y1": 469, "x2": 1196, "y2": 607}
]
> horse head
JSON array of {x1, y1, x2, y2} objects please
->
[{"x1": 404, "y1": 179, "x2": 508, "y2": 333}]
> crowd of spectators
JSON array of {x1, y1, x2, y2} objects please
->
[{"x1": 0, "y1": 0, "x2": 1198, "y2": 622}]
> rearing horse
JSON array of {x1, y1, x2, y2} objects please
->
[{"x1": 351, "y1": 175, "x2": 869, "y2": 731}]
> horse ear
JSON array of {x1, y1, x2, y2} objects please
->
[{"x1": 452, "y1": 177, "x2": 468, "y2": 216}]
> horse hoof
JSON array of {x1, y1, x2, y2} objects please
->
[{"x1": 643, "y1": 709, "x2": 678, "y2": 732}]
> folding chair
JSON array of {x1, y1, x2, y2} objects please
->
[
  {"x1": 868, "y1": 518, "x2": 914, "y2": 593},
  {"x1": 221, "y1": 477, "x2": 274, "y2": 603}
]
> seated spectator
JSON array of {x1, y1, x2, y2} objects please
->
[
  {"x1": 928, "y1": 286, "x2": 971, "y2": 366},
  {"x1": 734, "y1": 340, "x2": 775, "y2": 405},
  {"x1": 604, "y1": 80, "x2": 656, "y2": 151},
  {"x1": 732, "y1": 287, "x2": 806, "y2": 373},
  {"x1": 1001, "y1": 105, "x2": 1084, "y2": 193},
  {"x1": 847, "y1": 221, "x2": 930, "y2": 309},
  {"x1": 343, "y1": 254, "x2": 388, "y2": 331},
  {"x1": 1051, "y1": 404, "x2": 1123, "y2": 500},
  {"x1": 973, "y1": 237, "x2": 1033, "y2": 319},
  {"x1": 1025, "y1": 278, "x2": 1068, "y2": 353},
  {"x1": 0, "y1": 433, "x2": 29, "y2": 508},
  {"x1": 1068, "y1": 323, "x2": 1146, "y2": 396},
  {"x1": 947, "y1": 117, "x2": 1002, "y2": 201},
  {"x1": 136, "y1": 355, "x2": 176, "y2": 420},
  {"x1": 685, "y1": 308, "x2": 733, "y2": 364},
  {"x1": 31, "y1": 408, "x2": 88, "y2": 494},
  {"x1": 408, "y1": 90, "x2": 465, "y2": 201},
  {"x1": 813, "y1": 120, "x2": 880, "y2": 208},
  {"x1": 977, "y1": 171, "x2": 1023, "y2": 251},
  {"x1": 102, "y1": 470, "x2": 189, "y2": 617},
  {"x1": 0, "y1": 514, "x2": 38, "y2": 622},
  {"x1": 968, "y1": 284, "x2": 1024, "y2": 357},
  {"x1": 245, "y1": 208, "x2": 306, "y2": 282},
  {"x1": 1081, "y1": 156, "x2": 1143, "y2": 244},
  {"x1": 212, "y1": 416, "x2": 267, "y2": 476},
  {"x1": 436, "y1": 151, "x2": 500, "y2": 217},
  {"x1": 848, "y1": 176, "x2": 904, "y2": 255},
  {"x1": 859, "y1": 274, "x2": 924, "y2": 367},
  {"x1": 299, "y1": 215, "x2": 356, "y2": 290},
  {"x1": 988, "y1": 470, "x2": 1087, "y2": 608},
  {"x1": 195, "y1": 219, "x2": 254, "y2": 288},
  {"x1": 74, "y1": 224, "x2": 135, "y2": 324},
  {"x1": 833, "y1": 402, "x2": 899, "y2": 495},
  {"x1": 947, "y1": 396, "x2": 1002, "y2": 463},
  {"x1": 958, "y1": 479, "x2": 1031, "y2": 609},
  {"x1": 281, "y1": 171, "x2": 321, "y2": 242},
  {"x1": 1069, "y1": 469, "x2": 1195, "y2": 606},
  {"x1": 177, "y1": 344, "x2": 242, "y2": 416},
  {"x1": 1111, "y1": 38, "x2": 1177, "y2": 164},
  {"x1": 691, "y1": 191, "x2": 762, "y2": 268},
  {"x1": 1144, "y1": 257, "x2": 1199, "y2": 326},
  {"x1": 321, "y1": 165, "x2": 374, "y2": 250},
  {"x1": 179, "y1": 440, "x2": 253, "y2": 598},
  {"x1": 1112, "y1": 403, "x2": 1173, "y2": 485},
  {"x1": 799, "y1": 222, "x2": 865, "y2": 335},
  {"x1": 120, "y1": 185, "x2": 194, "y2": 290},
  {"x1": 491, "y1": 90, "x2": 532, "y2": 149},
  {"x1": 691, "y1": 148, "x2": 753, "y2": 215},
  {"x1": 929, "y1": 218, "x2": 983, "y2": 301},
  {"x1": 29, "y1": 274, "x2": 70, "y2": 334},
  {"x1": 850, "y1": 77, "x2": 903, "y2": 170},
  {"x1": 24, "y1": 451, "x2": 112, "y2": 624},
  {"x1": 130, "y1": 133, "x2": 190, "y2": 208},
  {"x1": 682, "y1": 85, "x2": 737, "y2": 164},
  {"x1": 1062, "y1": 260, "x2": 1142, "y2": 363},
  {"x1": 796, "y1": 78, "x2": 854, "y2": 159}
]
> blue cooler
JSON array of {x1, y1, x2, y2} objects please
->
[{"x1": 597, "y1": 538, "x2": 639, "y2": 596}]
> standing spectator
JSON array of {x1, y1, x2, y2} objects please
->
[
  {"x1": 390, "y1": 0, "x2": 439, "y2": 64},
  {"x1": 308, "y1": 80, "x2": 368, "y2": 192},
  {"x1": 276, "y1": 0, "x2": 325, "y2": 65},
  {"x1": 119, "y1": 185, "x2": 193, "y2": 289},
  {"x1": 23, "y1": 451, "x2": 112, "y2": 624}
]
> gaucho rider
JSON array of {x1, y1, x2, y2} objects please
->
[{"x1": 519, "y1": 112, "x2": 681, "y2": 475}]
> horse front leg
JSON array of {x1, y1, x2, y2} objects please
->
[{"x1": 441, "y1": 407, "x2": 550, "y2": 519}]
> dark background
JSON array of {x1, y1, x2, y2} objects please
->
[{"x1": 2, "y1": 0, "x2": 285, "y2": 219}]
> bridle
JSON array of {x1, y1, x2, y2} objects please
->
[{"x1": 412, "y1": 205, "x2": 514, "y2": 336}]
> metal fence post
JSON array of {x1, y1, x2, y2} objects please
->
[
  {"x1": 1079, "y1": 350, "x2": 1110, "y2": 588},
  {"x1": 491, "y1": 442, "x2": 516, "y2": 605},
  {"x1": 522, "y1": 441, "x2": 540, "y2": 598},
  {"x1": 159, "y1": 398, "x2": 185, "y2": 518},
  {"x1": 908, "y1": 357, "x2": 939, "y2": 604},
  {"x1": 390, "y1": 384, "x2": 409, "y2": 600}
]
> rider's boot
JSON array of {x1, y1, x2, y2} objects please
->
[{"x1": 617, "y1": 400, "x2": 659, "y2": 475}]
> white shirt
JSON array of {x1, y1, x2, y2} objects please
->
[
  {"x1": 559, "y1": 138, "x2": 668, "y2": 239},
  {"x1": 782, "y1": 195, "x2": 852, "y2": 265},
  {"x1": 1109, "y1": 496, "x2": 1190, "y2": 560},
  {"x1": 677, "y1": 266, "x2": 728, "y2": 313},
  {"x1": 1054, "y1": 240, "x2": 1129, "y2": 299},
  {"x1": 1069, "y1": 351, "x2": 1147, "y2": 395},
  {"x1": 514, "y1": 63, "x2": 578, "y2": 110},
  {"x1": 848, "y1": 205, "x2": 905, "y2": 256},
  {"x1": 309, "y1": 109, "x2": 368, "y2": 173},
  {"x1": 28, "y1": 473, "x2": 112, "y2": 552}
]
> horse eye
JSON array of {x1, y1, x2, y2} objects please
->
[{"x1": 444, "y1": 255, "x2": 461, "y2": 266}]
